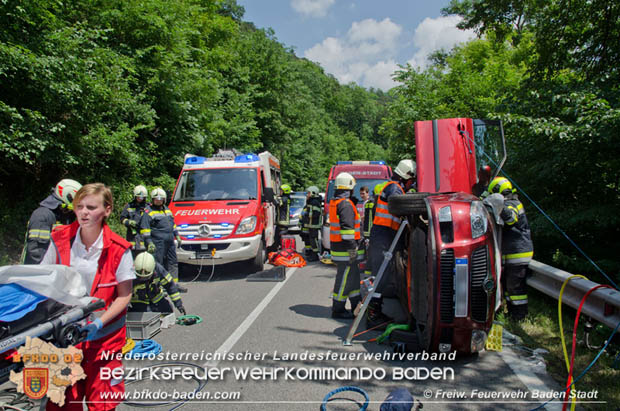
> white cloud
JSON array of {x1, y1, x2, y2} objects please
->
[
  {"x1": 291, "y1": 0, "x2": 335, "y2": 17},
  {"x1": 304, "y1": 18, "x2": 402, "y2": 90},
  {"x1": 407, "y1": 15, "x2": 476, "y2": 69}
]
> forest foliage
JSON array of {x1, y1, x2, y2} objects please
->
[{"x1": 1, "y1": 0, "x2": 619, "y2": 283}]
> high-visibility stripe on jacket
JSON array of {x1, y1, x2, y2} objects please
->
[
  {"x1": 131, "y1": 263, "x2": 181, "y2": 305},
  {"x1": 373, "y1": 181, "x2": 402, "y2": 230},
  {"x1": 362, "y1": 199, "x2": 375, "y2": 237},
  {"x1": 329, "y1": 196, "x2": 364, "y2": 262},
  {"x1": 501, "y1": 197, "x2": 534, "y2": 265},
  {"x1": 303, "y1": 196, "x2": 323, "y2": 229}
]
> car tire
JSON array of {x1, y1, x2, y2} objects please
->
[
  {"x1": 409, "y1": 225, "x2": 433, "y2": 351},
  {"x1": 388, "y1": 193, "x2": 430, "y2": 217}
]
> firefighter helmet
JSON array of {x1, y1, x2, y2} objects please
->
[
  {"x1": 151, "y1": 187, "x2": 166, "y2": 201},
  {"x1": 134, "y1": 252, "x2": 155, "y2": 279},
  {"x1": 55, "y1": 179, "x2": 82, "y2": 206},
  {"x1": 374, "y1": 181, "x2": 387, "y2": 196},
  {"x1": 133, "y1": 185, "x2": 148, "y2": 199},
  {"x1": 335, "y1": 172, "x2": 356, "y2": 190},
  {"x1": 394, "y1": 159, "x2": 416, "y2": 180},
  {"x1": 281, "y1": 184, "x2": 292, "y2": 194},
  {"x1": 307, "y1": 186, "x2": 319, "y2": 197},
  {"x1": 488, "y1": 177, "x2": 514, "y2": 195}
]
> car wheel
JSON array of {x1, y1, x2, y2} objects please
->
[{"x1": 248, "y1": 239, "x2": 265, "y2": 273}]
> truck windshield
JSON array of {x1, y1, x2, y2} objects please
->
[
  {"x1": 173, "y1": 168, "x2": 258, "y2": 201},
  {"x1": 326, "y1": 178, "x2": 389, "y2": 204}
]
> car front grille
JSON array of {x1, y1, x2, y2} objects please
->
[
  {"x1": 440, "y1": 248, "x2": 455, "y2": 323},
  {"x1": 470, "y1": 246, "x2": 488, "y2": 323}
]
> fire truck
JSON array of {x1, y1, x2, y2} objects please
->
[
  {"x1": 388, "y1": 118, "x2": 506, "y2": 354},
  {"x1": 169, "y1": 150, "x2": 281, "y2": 273}
]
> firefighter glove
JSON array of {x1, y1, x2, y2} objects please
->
[
  {"x1": 348, "y1": 248, "x2": 357, "y2": 263},
  {"x1": 147, "y1": 243, "x2": 156, "y2": 254},
  {"x1": 176, "y1": 235, "x2": 182, "y2": 248},
  {"x1": 82, "y1": 318, "x2": 103, "y2": 341},
  {"x1": 128, "y1": 220, "x2": 138, "y2": 228}
]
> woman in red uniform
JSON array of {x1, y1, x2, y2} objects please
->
[{"x1": 41, "y1": 183, "x2": 135, "y2": 410}]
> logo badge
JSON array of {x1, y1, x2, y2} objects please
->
[
  {"x1": 198, "y1": 224, "x2": 211, "y2": 237},
  {"x1": 24, "y1": 368, "x2": 48, "y2": 400}
]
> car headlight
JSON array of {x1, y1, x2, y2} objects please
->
[
  {"x1": 236, "y1": 216, "x2": 257, "y2": 234},
  {"x1": 470, "y1": 201, "x2": 487, "y2": 239}
]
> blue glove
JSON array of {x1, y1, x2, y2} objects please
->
[{"x1": 82, "y1": 318, "x2": 103, "y2": 341}]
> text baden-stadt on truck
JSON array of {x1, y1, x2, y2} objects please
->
[{"x1": 169, "y1": 150, "x2": 281, "y2": 273}]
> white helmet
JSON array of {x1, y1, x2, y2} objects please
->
[
  {"x1": 55, "y1": 179, "x2": 82, "y2": 206},
  {"x1": 335, "y1": 172, "x2": 356, "y2": 190},
  {"x1": 151, "y1": 187, "x2": 166, "y2": 201},
  {"x1": 133, "y1": 185, "x2": 148, "y2": 199},
  {"x1": 134, "y1": 252, "x2": 155, "y2": 279},
  {"x1": 307, "y1": 186, "x2": 319, "y2": 197},
  {"x1": 394, "y1": 159, "x2": 416, "y2": 180}
]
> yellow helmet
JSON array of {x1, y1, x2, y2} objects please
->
[
  {"x1": 134, "y1": 252, "x2": 155, "y2": 279},
  {"x1": 281, "y1": 184, "x2": 292, "y2": 194},
  {"x1": 488, "y1": 176, "x2": 513, "y2": 195}
]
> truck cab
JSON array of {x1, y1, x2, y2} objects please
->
[{"x1": 169, "y1": 150, "x2": 281, "y2": 273}]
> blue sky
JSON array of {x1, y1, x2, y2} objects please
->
[{"x1": 237, "y1": 0, "x2": 476, "y2": 90}]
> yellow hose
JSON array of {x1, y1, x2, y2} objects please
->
[
  {"x1": 122, "y1": 337, "x2": 136, "y2": 354},
  {"x1": 558, "y1": 274, "x2": 587, "y2": 411}
]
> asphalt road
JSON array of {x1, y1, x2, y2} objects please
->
[{"x1": 113, "y1": 251, "x2": 567, "y2": 411}]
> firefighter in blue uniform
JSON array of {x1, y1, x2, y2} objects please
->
[
  {"x1": 488, "y1": 176, "x2": 534, "y2": 320},
  {"x1": 367, "y1": 160, "x2": 416, "y2": 329},
  {"x1": 140, "y1": 188, "x2": 187, "y2": 293},
  {"x1": 329, "y1": 173, "x2": 364, "y2": 319},
  {"x1": 22, "y1": 179, "x2": 82, "y2": 264},
  {"x1": 131, "y1": 252, "x2": 186, "y2": 314},
  {"x1": 120, "y1": 185, "x2": 148, "y2": 256},
  {"x1": 301, "y1": 185, "x2": 322, "y2": 261}
]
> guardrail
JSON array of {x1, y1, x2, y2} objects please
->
[{"x1": 527, "y1": 260, "x2": 620, "y2": 329}]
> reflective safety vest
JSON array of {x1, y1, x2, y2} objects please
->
[
  {"x1": 329, "y1": 198, "x2": 364, "y2": 262},
  {"x1": 373, "y1": 181, "x2": 401, "y2": 230}
]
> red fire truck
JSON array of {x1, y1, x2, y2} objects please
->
[{"x1": 169, "y1": 150, "x2": 281, "y2": 273}]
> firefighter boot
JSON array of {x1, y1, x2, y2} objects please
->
[
  {"x1": 366, "y1": 298, "x2": 392, "y2": 330},
  {"x1": 331, "y1": 301, "x2": 354, "y2": 319}
]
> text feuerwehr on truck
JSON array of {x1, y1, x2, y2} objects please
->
[{"x1": 169, "y1": 150, "x2": 281, "y2": 273}]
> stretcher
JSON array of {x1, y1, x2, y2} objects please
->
[{"x1": 0, "y1": 265, "x2": 105, "y2": 383}]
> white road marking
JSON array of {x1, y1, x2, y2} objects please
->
[{"x1": 204, "y1": 267, "x2": 299, "y2": 367}]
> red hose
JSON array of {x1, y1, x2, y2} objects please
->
[{"x1": 563, "y1": 284, "x2": 612, "y2": 411}]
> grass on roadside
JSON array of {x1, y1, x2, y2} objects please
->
[{"x1": 501, "y1": 288, "x2": 620, "y2": 409}]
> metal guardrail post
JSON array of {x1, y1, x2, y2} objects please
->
[{"x1": 527, "y1": 260, "x2": 620, "y2": 329}]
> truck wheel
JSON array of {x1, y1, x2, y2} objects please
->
[
  {"x1": 248, "y1": 240, "x2": 265, "y2": 273},
  {"x1": 388, "y1": 193, "x2": 430, "y2": 217}
]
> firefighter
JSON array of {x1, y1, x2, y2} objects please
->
[
  {"x1": 120, "y1": 185, "x2": 149, "y2": 256},
  {"x1": 131, "y1": 252, "x2": 186, "y2": 314},
  {"x1": 367, "y1": 160, "x2": 416, "y2": 329},
  {"x1": 140, "y1": 188, "x2": 187, "y2": 293},
  {"x1": 329, "y1": 172, "x2": 363, "y2": 319},
  {"x1": 22, "y1": 179, "x2": 82, "y2": 264},
  {"x1": 301, "y1": 185, "x2": 322, "y2": 261},
  {"x1": 489, "y1": 176, "x2": 534, "y2": 320},
  {"x1": 275, "y1": 183, "x2": 292, "y2": 249},
  {"x1": 361, "y1": 183, "x2": 385, "y2": 277}
]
